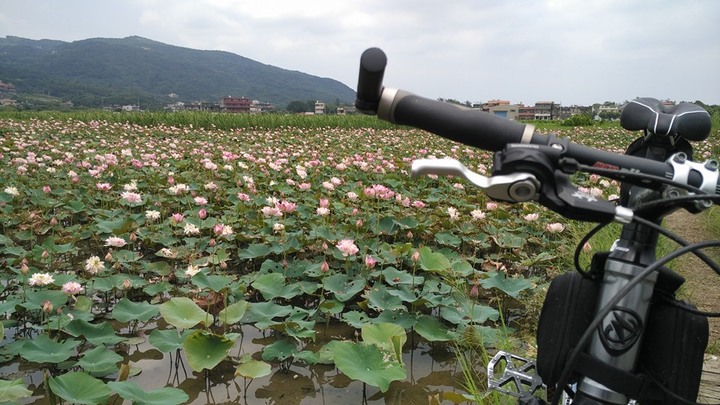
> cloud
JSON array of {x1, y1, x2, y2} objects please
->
[{"x1": 1, "y1": 0, "x2": 719, "y2": 105}]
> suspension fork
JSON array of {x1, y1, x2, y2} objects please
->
[{"x1": 574, "y1": 219, "x2": 661, "y2": 404}]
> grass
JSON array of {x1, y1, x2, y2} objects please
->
[{"x1": 0, "y1": 109, "x2": 400, "y2": 130}]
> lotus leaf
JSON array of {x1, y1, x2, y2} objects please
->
[
  {"x1": 159, "y1": 297, "x2": 213, "y2": 329},
  {"x1": 111, "y1": 297, "x2": 160, "y2": 323},
  {"x1": 183, "y1": 330, "x2": 234, "y2": 372},
  {"x1": 48, "y1": 371, "x2": 112, "y2": 404},
  {"x1": 234, "y1": 359, "x2": 272, "y2": 379},
  {"x1": 108, "y1": 381, "x2": 189, "y2": 405},
  {"x1": 20, "y1": 334, "x2": 80, "y2": 364},
  {"x1": 329, "y1": 341, "x2": 406, "y2": 393},
  {"x1": 0, "y1": 378, "x2": 31, "y2": 403}
]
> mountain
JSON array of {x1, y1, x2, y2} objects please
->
[{"x1": 0, "y1": 36, "x2": 356, "y2": 109}]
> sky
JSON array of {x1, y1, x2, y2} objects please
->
[{"x1": 1, "y1": 0, "x2": 719, "y2": 106}]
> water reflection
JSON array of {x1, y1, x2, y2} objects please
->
[{"x1": 2, "y1": 322, "x2": 472, "y2": 404}]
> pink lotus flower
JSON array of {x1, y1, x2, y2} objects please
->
[
  {"x1": 316, "y1": 207, "x2": 330, "y2": 216},
  {"x1": 319, "y1": 198, "x2": 330, "y2": 208},
  {"x1": 524, "y1": 213, "x2": 539, "y2": 221},
  {"x1": 42, "y1": 186, "x2": 51, "y2": 194},
  {"x1": 62, "y1": 281, "x2": 84, "y2": 296},
  {"x1": 545, "y1": 223, "x2": 565, "y2": 233},
  {"x1": 365, "y1": 255, "x2": 377, "y2": 269},
  {"x1": 261, "y1": 206, "x2": 283, "y2": 217},
  {"x1": 198, "y1": 209, "x2": 208, "y2": 219},
  {"x1": 171, "y1": 213, "x2": 184, "y2": 223},
  {"x1": 276, "y1": 200, "x2": 297, "y2": 213},
  {"x1": 104, "y1": 236, "x2": 127, "y2": 247},
  {"x1": 486, "y1": 202, "x2": 498, "y2": 211},
  {"x1": 412, "y1": 200, "x2": 426, "y2": 208},
  {"x1": 298, "y1": 183, "x2": 312, "y2": 191},
  {"x1": 96, "y1": 183, "x2": 112, "y2": 191},
  {"x1": 121, "y1": 191, "x2": 142, "y2": 204},
  {"x1": 336, "y1": 239, "x2": 359, "y2": 257},
  {"x1": 237, "y1": 192, "x2": 251, "y2": 201},
  {"x1": 194, "y1": 196, "x2": 208, "y2": 205}
]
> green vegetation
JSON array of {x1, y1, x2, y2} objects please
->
[{"x1": 0, "y1": 36, "x2": 355, "y2": 109}]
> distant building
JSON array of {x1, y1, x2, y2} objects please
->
[
  {"x1": 480, "y1": 99, "x2": 510, "y2": 112},
  {"x1": 518, "y1": 105, "x2": 535, "y2": 121},
  {"x1": 220, "y1": 96, "x2": 252, "y2": 113},
  {"x1": 488, "y1": 104, "x2": 521, "y2": 120},
  {"x1": 315, "y1": 101, "x2": 325, "y2": 114},
  {"x1": 534, "y1": 101, "x2": 557, "y2": 120}
]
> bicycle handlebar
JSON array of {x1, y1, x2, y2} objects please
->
[{"x1": 356, "y1": 48, "x2": 717, "y2": 194}]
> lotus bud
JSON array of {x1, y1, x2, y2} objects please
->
[
  {"x1": 105, "y1": 250, "x2": 113, "y2": 261},
  {"x1": 406, "y1": 231, "x2": 413, "y2": 239},
  {"x1": 41, "y1": 250, "x2": 49, "y2": 259},
  {"x1": 322, "y1": 242, "x2": 328, "y2": 251},
  {"x1": 49, "y1": 217, "x2": 58, "y2": 226},
  {"x1": 129, "y1": 232, "x2": 137, "y2": 242},
  {"x1": 355, "y1": 219, "x2": 363, "y2": 228},
  {"x1": 220, "y1": 261, "x2": 228, "y2": 270},
  {"x1": 209, "y1": 238, "x2": 216, "y2": 247},
  {"x1": 198, "y1": 208, "x2": 207, "y2": 219},
  {"x1": 20, "y1": 262, "x2": 29, "y2": 275},
  {"x1": 469, "y1": 280, "x2": 480, "y2": 298},
  {"x1": 122, "y1": 279, "x2": 132, "y2": 290},
  {"x1": 411, "y1": 250, "x2": 420, "y2": 263},
  {"x1": 42, "y1": 300, "x2": 53, "y2": 314},
  {"x1": 320, "y1": 261, "x2": 330, "y2": 273}
]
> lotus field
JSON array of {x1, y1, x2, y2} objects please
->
[{"x1": 0, "y1": 115, "x2": 714, "y2": 403}]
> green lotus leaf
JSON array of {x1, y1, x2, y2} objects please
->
[
  {"x1": 367, "y1": 285, "x2": 405, "y2": 312},
  {"x1": 234, "y1": 359, "x2": 272, "y2": 379},
  {"x1": 159, "y1": 297, "x2": 213, "y2": 329},
  {"x1": 342, "y1": 311, "x2": 372, "y2": 329},
  {"x1": 329, "y1": 341, "x2": 406, "y2": 393},
  {"x1": 238, "y1": 243, "x2": 272, "y2": 259},
  {"x1": 251, "y1": 273, "x2": 302, "y2": 300},
  {"x1": 191, "y1": 272, "x2": 232, "y2": 293},
  {"x1": 183, "y1": 330, "x2": 234, "y2": 372},
  {"x1": 261, "y1": 339, "x2": 297, "y2": 362},
  {"x1": 23, "y1": 290, "x2": 67, "y2": 312},
  {"x1": 414, "y1": 315, "x2": 454, "y2": 342},
  {"x1": 480, "y1": 271, "x2": 533, "y2": 298},
  {"x1": 382, "y1": 267, "x2": 424, "y2": 286},
  {"x1": 111, "y1": 298, "x2": 160, "y2": 323},
  {"x1": 108, "y1": 381, "x2": 189, "y2": 405},
  {"x1": 362, "y1": 322, "x2": 406, "y2": 363},
  {"x1": 418, "y1": 246, "x2": 451, "y2": 272},
  {"x1": 434, "y1": 232, "x2": 462, "y2": 247},
  {"x1": 75, "y1": 346, "x2": 123, "y2": 375},
  {"x1": 48, "y1": 371, "x2": 112, "y2": 404},
  {"x1": 372, "y1": 309, "x2": 417, "y2": 329},
  {"x1": 217, "y1": 300, "x2": 249, "y2": 326},
  {"x1": 242, "y1": 301, "x2": 293, "y2": 329},
  {"x1": 322, "y1": 274, "x2": 365, "y2": 302},
  {"x1": 63, "y1": 319, "x2": 125, "y2": 345},
  {"x1": 148, "y1": 329, "x2": 193, "y2": 353},
  {"x1": 20, "y1": 334, "x2": 80, "y2": 364},
  {"x1": 0, "y1": 378, "x2": 32, "y2": 403},
  {"x1": 440, "y1": 303, "x2": 499, "y2": 326}
]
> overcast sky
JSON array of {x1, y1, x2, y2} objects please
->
[{"x1": 1, "y1": 0, "x2": 719, "y2": 106}]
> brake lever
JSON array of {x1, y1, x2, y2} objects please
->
[{"x1": 410, "y1": 158, "x2": 540, "y2": 203}]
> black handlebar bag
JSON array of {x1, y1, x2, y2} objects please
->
[{"x1": 536, "y1": 252, "x2": 708, "y2": 403}]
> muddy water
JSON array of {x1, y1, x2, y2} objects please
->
[{"x1": 6, "y1": 323, "x2": 471, "y2": 404}]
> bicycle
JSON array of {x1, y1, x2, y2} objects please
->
[{"x1": 354, "y1": 47, "x2": 719, "y2": 404}]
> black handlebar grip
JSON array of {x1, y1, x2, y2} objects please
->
[
  {"x1": 385, "y1": 92, "x2": 532, "y2": 152},
  {"x1": 355, "y1": 48, "x2": 387, "y2": 114}
]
